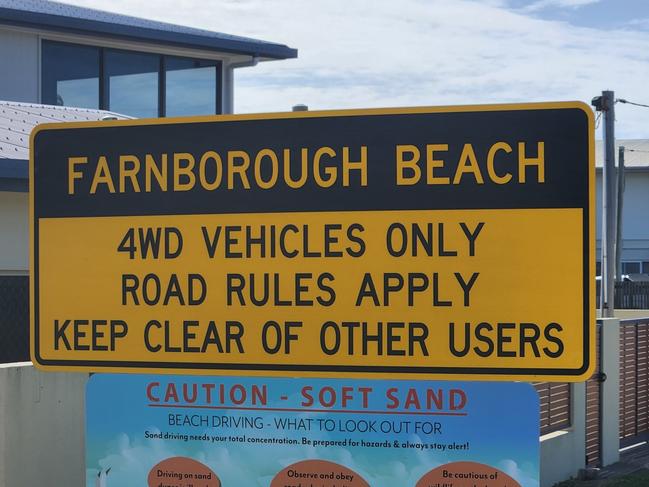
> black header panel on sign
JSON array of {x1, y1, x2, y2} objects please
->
[{"x1": 33, "y1": 108, "x2": 590, "y2": 219}]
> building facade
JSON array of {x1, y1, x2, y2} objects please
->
[
  {"x1": 595, "y1": 139, "x2": 649, "y2": 277},
  {"x1": 0, "y1": 0, "x2": 296, "y2": 115},
  {"x1": 0, "y1": 0, "x2": 296, "y2": 363},
  {"x1": 0, "y1": 3, "x2": 295, "y2": 486}
]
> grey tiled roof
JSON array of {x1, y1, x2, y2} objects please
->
[
  {"x1": 2, "y1": 100, "x2": 648, "y2": 169},
  {"x1": 0, "y1": 100, "x2": 131, "y2": 160}
]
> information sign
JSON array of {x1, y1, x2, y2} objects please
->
[
  {"x1": 31, "y1": 103, "x2": 594, "y2": 379},
  {"x1": 86, "y1": 375, "x2": 540, "y2": 487}
]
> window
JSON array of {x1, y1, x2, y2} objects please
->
[
  {"x1": 105, "y1": 50, "x2": 159, "y2": 118},
  {"x1": 42, "y1": 41, "x2": 221, "y2": 118},
  {"x1": 165, "y1": 57, "x2": 218, "y2": 116},
  {"x1": 621, "y1": 261, "x2": 649, "y2": 275},
  {"x1": 0, "y1": 276, "x2": 29, "y2": 363},
  {"x1": 41, "y1": 41, "x2": 100, "y2": 109},
  {"x1": 622, "y1": 262, "x2": 641, "y2": 274}
]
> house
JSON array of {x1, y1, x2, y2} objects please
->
[
  {"x1": 0, "y1": 0, "x2": 296, "y2": 364},
  {"x1": 0, "y1": 0, "x2": 296, "y2": 113},
  {"x1": 595, "y1": 139, "x2": 649, "y2": 277},
  {"x1": 0, "y1": 2, "x2": 295, "y2": 486}
]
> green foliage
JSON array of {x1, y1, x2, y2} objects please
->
[
  {"x1": 604, "y1": 470, "x2": 649, "y2": 487},
  {"x1": 552, "y1": 479, "x2": 582, "y2": 487},
  {"x1": 552, "y1": 470, "x2": 649, "y2": 487}
]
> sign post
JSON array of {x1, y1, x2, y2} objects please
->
[{"x1": 30, "y1": 102, "x2": 595, "y2": 381}]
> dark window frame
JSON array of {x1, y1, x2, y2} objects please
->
[
  {"x1": 41, "y1": 39, "x2": 222, "y2": 117},
  {"x1": 159, "y1": 55, "x2": 166, "y2": 117}
]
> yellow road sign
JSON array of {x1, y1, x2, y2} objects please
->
[{"x1": 30, "y1": 102, "x2": 595, "y2": 380}]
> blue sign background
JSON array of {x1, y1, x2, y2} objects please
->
[{"x1": 86, "y1": 375, "x2": 539, "y2": 486}]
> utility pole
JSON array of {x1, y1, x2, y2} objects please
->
[
  {"x1": 591, "y1": 91, "x2": 616, "y2": 317},
  {"x1": 616, "y1": 146, "x2": 625, "y2": 282}
]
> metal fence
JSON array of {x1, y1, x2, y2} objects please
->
[
  {"x1": 619, "y1": 317, "x2": 649, "y2": 447},
  {"x1": 535, "y1": 324, "x2": 604, "y2": 467},
  {"x1": 0, "y1": 275, "x2": 29, "y2": 363},
  {"x1": 534, "y1": 382, "x2": 571, "y2": 436},
  {"x1": 571, "y1": 317, "x2": 649, "y2": 465},
  {"x1": 596, "y1": 281, "x2": 649, "y2": 309},
  {"x1": 585, "y1": 323, "x2": 603, "y2": 467}
]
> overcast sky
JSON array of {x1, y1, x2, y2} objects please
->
[{"x1": 67, "y1": 0, "x2": 649, "y2": 137}]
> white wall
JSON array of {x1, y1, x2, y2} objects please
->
[
  {"x1": 540, "y1": 319, "x2": 622, "y2": 486},
  {"x1": 0, "y1": 192, "x2": 28, "y2": 273},
  {"x1": 0, "y1": 29, "x2": 39, "y2": 103},
  {"x1": 595, "y1": 170, "x2": 649, "y2": 266},
  {"x1": 540, "y1": 382, "x2": 586, "y2": 487},
  {"x1": 600, "y1": 319, "x2": 620, "y2": 467},
  {"x1": 619, "y1": 172, "x2": 649, "y2": 262},
  {"x1": 0, "y1": 364, "x2": 88, "y2": 487}
]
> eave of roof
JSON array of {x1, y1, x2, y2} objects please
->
[{"x1": 0, "y1": 2, "x2": 297, "y2": 60}]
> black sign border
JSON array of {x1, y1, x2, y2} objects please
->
[{"x1": 29, "y1": 102, "x2": 595, "y2": 380}]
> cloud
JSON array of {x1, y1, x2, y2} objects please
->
[
  {"x1": 61, "y1": 0, "x2": 649, "y2": 137},
  {"x1": 522, "y1": 0, "x2": 601, "y2": 12},
  {"x1": 627, "y1": 17, "x2": 649, "y2": 29},
  {"x1": 499, "y1": 458, "x2": 539, "y2": 487}
]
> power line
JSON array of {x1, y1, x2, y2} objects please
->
[{"x1": 617, "y1": 98, "x2": 649, "y2": 109}]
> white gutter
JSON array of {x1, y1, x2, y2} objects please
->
[{"x1": 223, "y1": 55, "x2": 260, "y2": 114}]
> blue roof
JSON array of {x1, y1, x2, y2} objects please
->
[{"x1": 0, "y1": 0, "x2": 297, "y2": 59}]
